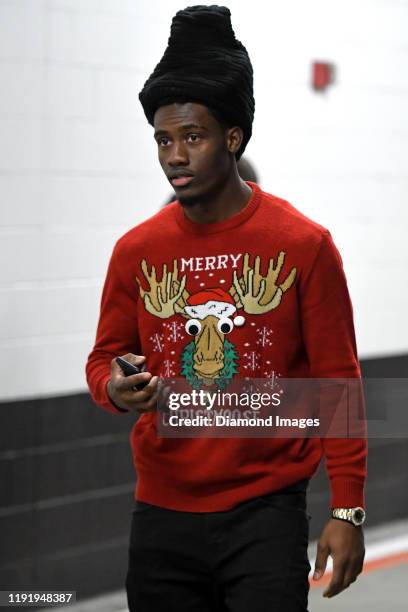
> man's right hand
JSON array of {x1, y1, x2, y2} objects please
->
[{"x1": 107, "y1": 353, "x2": 165, "y2": 414}]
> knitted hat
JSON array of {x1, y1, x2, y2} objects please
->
[
  {"x1": 138, "y1": 5, "x2": 254, "y2": 160},
  {"x1": 185, "y1": 288, "x2": 245, "y2": 326}
]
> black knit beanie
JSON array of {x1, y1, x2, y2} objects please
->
[{"x1": 138, "y1": 5, "x2": 254, "y2": 160}]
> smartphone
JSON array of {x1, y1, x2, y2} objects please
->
[{"x1": 116, "y1": 356, "x2": 149, "y2": 391}]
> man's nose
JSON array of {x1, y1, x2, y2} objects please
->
[{"x1": 167, "y1": 140, "x2": 189, "y2": 165}]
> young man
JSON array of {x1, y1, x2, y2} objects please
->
[{"x1": 86, "y1": 6, "x2": 367, "y2": 611}]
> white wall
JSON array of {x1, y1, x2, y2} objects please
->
[{"x1": 0, "y1": 0, "x2": 407, "y2": 400}]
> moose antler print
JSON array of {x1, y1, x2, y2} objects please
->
[
  {"x1": 136, "y1": 253, "x2": 296, "y2": 389},
  {"x1": 136, "y1": 259, "x2": 190, "y2": 318},
  {"x1": 230, "y1": 252, "x2": 296, "y2": 315}
]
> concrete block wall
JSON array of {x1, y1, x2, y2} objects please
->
[{"x1": 0, "y1": 0, "x2": 407, "y2": 398}]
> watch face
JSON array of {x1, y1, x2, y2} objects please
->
[{"x1": 353, "y1": 507, "x2": 365, "y2": 525}]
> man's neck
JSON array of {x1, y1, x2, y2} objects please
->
[{"x1": 180, "y1": 173, "x2": 253, "y2": 225}]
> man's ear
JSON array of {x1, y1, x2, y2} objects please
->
[{"x1": 226, "y1": 126, "x2": 244, "y2": 155}]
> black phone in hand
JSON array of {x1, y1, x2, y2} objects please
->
[{"x1": 115, "y1": 357, "x2": 149, "y2": 390}]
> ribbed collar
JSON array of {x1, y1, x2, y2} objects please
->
[{"x1": 174, "y1": 181, "x2": 262, "y2": 235}]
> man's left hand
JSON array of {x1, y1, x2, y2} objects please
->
[{"x1": 313, "y1": 518, "x2": 365, "y2": 598}]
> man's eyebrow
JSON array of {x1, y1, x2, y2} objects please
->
[{"x1": 154, "y1": 123, "x2": 208, "y2": 138}]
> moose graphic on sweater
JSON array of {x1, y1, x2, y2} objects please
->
[{"x1": 136, "y1": 252, "x2": 296, "y2": 390}]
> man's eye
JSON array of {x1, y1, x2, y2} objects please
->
[
  {"x1": 158, "y1": 137, "x2": 170, "y2": 146},
  {"x1": 187, "y1": 133, "x2": 200, "y2": 143}
]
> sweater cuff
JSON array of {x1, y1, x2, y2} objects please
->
[{"x1": 329, "y1": 478, "x2": 366, "y2": 509}]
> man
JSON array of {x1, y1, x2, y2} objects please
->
[{"x1": 86, "y1": 6, "x2": 367, "y2": 611}]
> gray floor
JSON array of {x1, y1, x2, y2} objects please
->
[
  {"x1": 309, "y1": 563, "x2": 408, "y2": 611},
  {"x1": 56, "y1": 519, "x2": 408, "y2": 612}
]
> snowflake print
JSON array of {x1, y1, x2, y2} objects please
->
[
  {"x1": 242, "y1": 379, "x2": 260, "y2": 396},
  {"x1": 262, "y1": 369, "x2": 283, "y2": 394},
  {"x1": 163, "y1": 321, "x2": 185, "y2": 343},
  {"x1": 150, "y1": 332, "x2": 164, "y2": 353},
  {"x1": 256, "y1": 326, "x2": 273, "y2": 348},
  {"x1": 242, "y1": 351, "x2": 261, "y2": 371},
  {"x1": 161, "y1": 359, "x2": 177, "y2": 378}
]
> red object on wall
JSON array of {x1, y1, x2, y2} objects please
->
[{"x1": 312, "y1": 61, "x2": 335, "y2": 91}]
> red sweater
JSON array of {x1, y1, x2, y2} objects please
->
[{"x1": 86, "y1": 181, "x2": 367, "y2": 511}]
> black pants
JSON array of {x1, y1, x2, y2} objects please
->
[{"x1": 126, "y1": 483, "x2": 311, "y2": 612}]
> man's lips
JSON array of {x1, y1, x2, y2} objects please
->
[{"x1": 170, "y1": 176, "x2": 194, "y2": 187}]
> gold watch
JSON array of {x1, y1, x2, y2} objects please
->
[{"x1": 331, "y1": 507, "x2": 366, "y2": 526}]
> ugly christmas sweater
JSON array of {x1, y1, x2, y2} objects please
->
[{"x1": 86, "y1": 181, "x2": 367, "y2": 511}]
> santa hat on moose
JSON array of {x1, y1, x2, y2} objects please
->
[{"x1": 184, "y1": 288, "x2": 245, "y2": 327}]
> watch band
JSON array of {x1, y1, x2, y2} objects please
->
[{"x1": 331, "y1": 507, "x2": 366, "y2": 526}]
